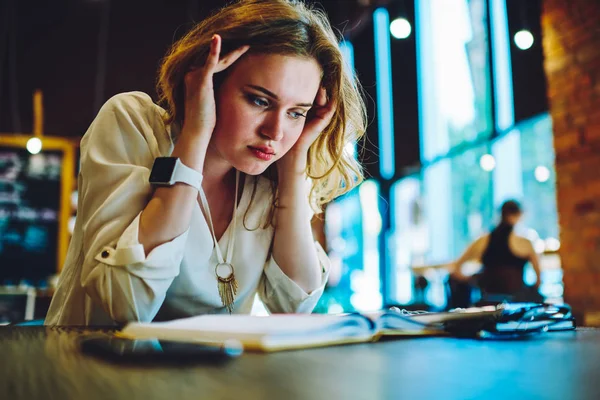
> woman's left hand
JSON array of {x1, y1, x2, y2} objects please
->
[{"x1": 279, "y1": 87, "x2": 336, "y2": 173}]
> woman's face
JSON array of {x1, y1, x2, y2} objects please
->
[{"x1": 210, "y1": 53, "x2": 322, "y2": 175}]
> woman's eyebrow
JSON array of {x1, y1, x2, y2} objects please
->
[{"x1": 245, "y1": 84, "x2": 313, "y2": 107}]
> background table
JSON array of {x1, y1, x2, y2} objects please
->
[{"x1": 1, "y1": 327, "x2": 598, "y2": 400}]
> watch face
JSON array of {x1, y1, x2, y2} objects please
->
[{"x1": 149, "y1": 157, "x2": 177, "y2": 184}]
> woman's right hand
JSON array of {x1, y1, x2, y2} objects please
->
[{"x1": 181, "y1": 34, "x2": 249, "y2": 141}]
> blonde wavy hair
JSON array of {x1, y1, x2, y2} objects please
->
[{"x1": 157, "y1": 0, "x2": 366, "y2": 217}]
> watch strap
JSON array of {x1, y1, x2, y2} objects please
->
[{"x1": 172, "y1": 158, "x2": 203, "y2": 191}]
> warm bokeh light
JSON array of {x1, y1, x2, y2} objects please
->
[
  {"x1": 26, "y1": 137, "x2": 42, "y2": 154},
  {"x1": 327, "y1": 303, "x2": 344, "y2": 314},
  {"x1": 390, "y1": 18, "x2": 412, "y2": 39},
  {"x1": 545, "y1": 237, "x2": 560, "y2": 252},
  {"x1": 534, "y1": 166, "x2": 550, "y2": 182},
  {"x1": 344, "y1": 141, "x2": 356, "y2": 157},
  {"x1": 514, "y1": 29, "x2": 534, "y2": 50},
  {"x1": 479, "y1": 154, "x2": 496, "y2": 171}
]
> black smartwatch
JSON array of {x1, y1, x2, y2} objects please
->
[{"x1": 149, "y1": 157, "x2": 203, "y2": 191}]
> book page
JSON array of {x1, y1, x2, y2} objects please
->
[
  {"x1": 120, "y1": 314, "x2": 378, "y2": 351},
  {"x1": 143, "y1": 314, "x2": 368, "y2": 334},
  {"x1": 364, "y1": 311, "x2": 435, "y2": 333},
  {"x1": 121, "y1": 314, "x2": 377, "y2": 347}
]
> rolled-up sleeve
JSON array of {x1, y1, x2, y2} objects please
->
[
  {"x1": 78, "y1": 92, "x2": 185, "y2": 324},
  {"x1": 93, "y1": 212, "x2": 189, "y2": 278},
  {"x1": 258, "y1": 241, "x2": 330, "y2": 314}
]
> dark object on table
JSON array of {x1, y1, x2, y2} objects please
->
[
  {"x1": 79, "y1": 335, "x2": 243, "y2": 364},
  {"x1": 441, "y1": 303, "x2": 575, "y2": 338}
]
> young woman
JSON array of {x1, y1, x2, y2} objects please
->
[{"x1": 45, "y1": 0, "x2": 366, "y2": 325}]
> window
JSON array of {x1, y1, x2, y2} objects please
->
[
  {"x1": 449, "y1": 144, "x2": 495, "y2": 257},
  {"x1": 389, "y1": 176, "x2": 425, "y2": 303},
  {"x1": 316, "y1": 181, "x2": 382, "y2": 313},
  {"x1": 518, "y1": 113, "x2": 558, "y2": 243},
  {"x1": 416, "y1": 0, "x2": 493, "y2": 161}
]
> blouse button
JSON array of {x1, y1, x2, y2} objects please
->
[{"x1": 101, "y1": 250, "x2": 110, "y2": 258}]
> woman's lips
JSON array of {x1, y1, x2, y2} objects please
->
[{"x1": 249, "y1": 146, "x2": 274, "y2": 161}]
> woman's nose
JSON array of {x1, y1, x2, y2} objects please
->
[{"x1": 259, "y1": 112, "x2": 285, "y2": 141}]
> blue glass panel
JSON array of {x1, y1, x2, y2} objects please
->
[
  {"x1": 316, "y1": 181, "x2": 382, "y2": 313},
  {"x1": 416, "y1": 0, "x2": 493, "y2": 161}
]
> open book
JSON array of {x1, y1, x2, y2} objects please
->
[{"x1": 120, "y1": 308, "x2": 502, "y2": 352}]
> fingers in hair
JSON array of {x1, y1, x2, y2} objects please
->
[{"x1": 215, "y1": 45, "x2": 251, "y2": 73}]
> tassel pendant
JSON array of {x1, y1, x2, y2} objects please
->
[{"x1": 216, "y1": 263, "x2": 238, "y2": 314}]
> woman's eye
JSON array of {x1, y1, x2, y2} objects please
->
[
  {"x1": 289, "y1": 111, "x2": 307, "y2": 120},
  {"x1": 250, "y1": 96, "x2": 269, "y2": 108}
]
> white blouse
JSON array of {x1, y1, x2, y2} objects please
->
[{"x1": 45, "y1": 92, "x2": 329, "y2": 326}]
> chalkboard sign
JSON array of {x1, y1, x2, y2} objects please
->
[{"x1": 0, "y1": 146, "x2": 63, "y2": 284}]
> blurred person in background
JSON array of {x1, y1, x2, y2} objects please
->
[{"x1": 449, "y1": 200, "x2": 543, "y2": 306}]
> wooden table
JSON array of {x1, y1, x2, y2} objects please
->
[{"x1": 1, "y1": 327, "x2": 599, "y2": 400}]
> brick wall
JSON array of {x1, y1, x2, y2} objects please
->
[{"x1": 542, "y1": 0, "x2": 600, "y2": 325}]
